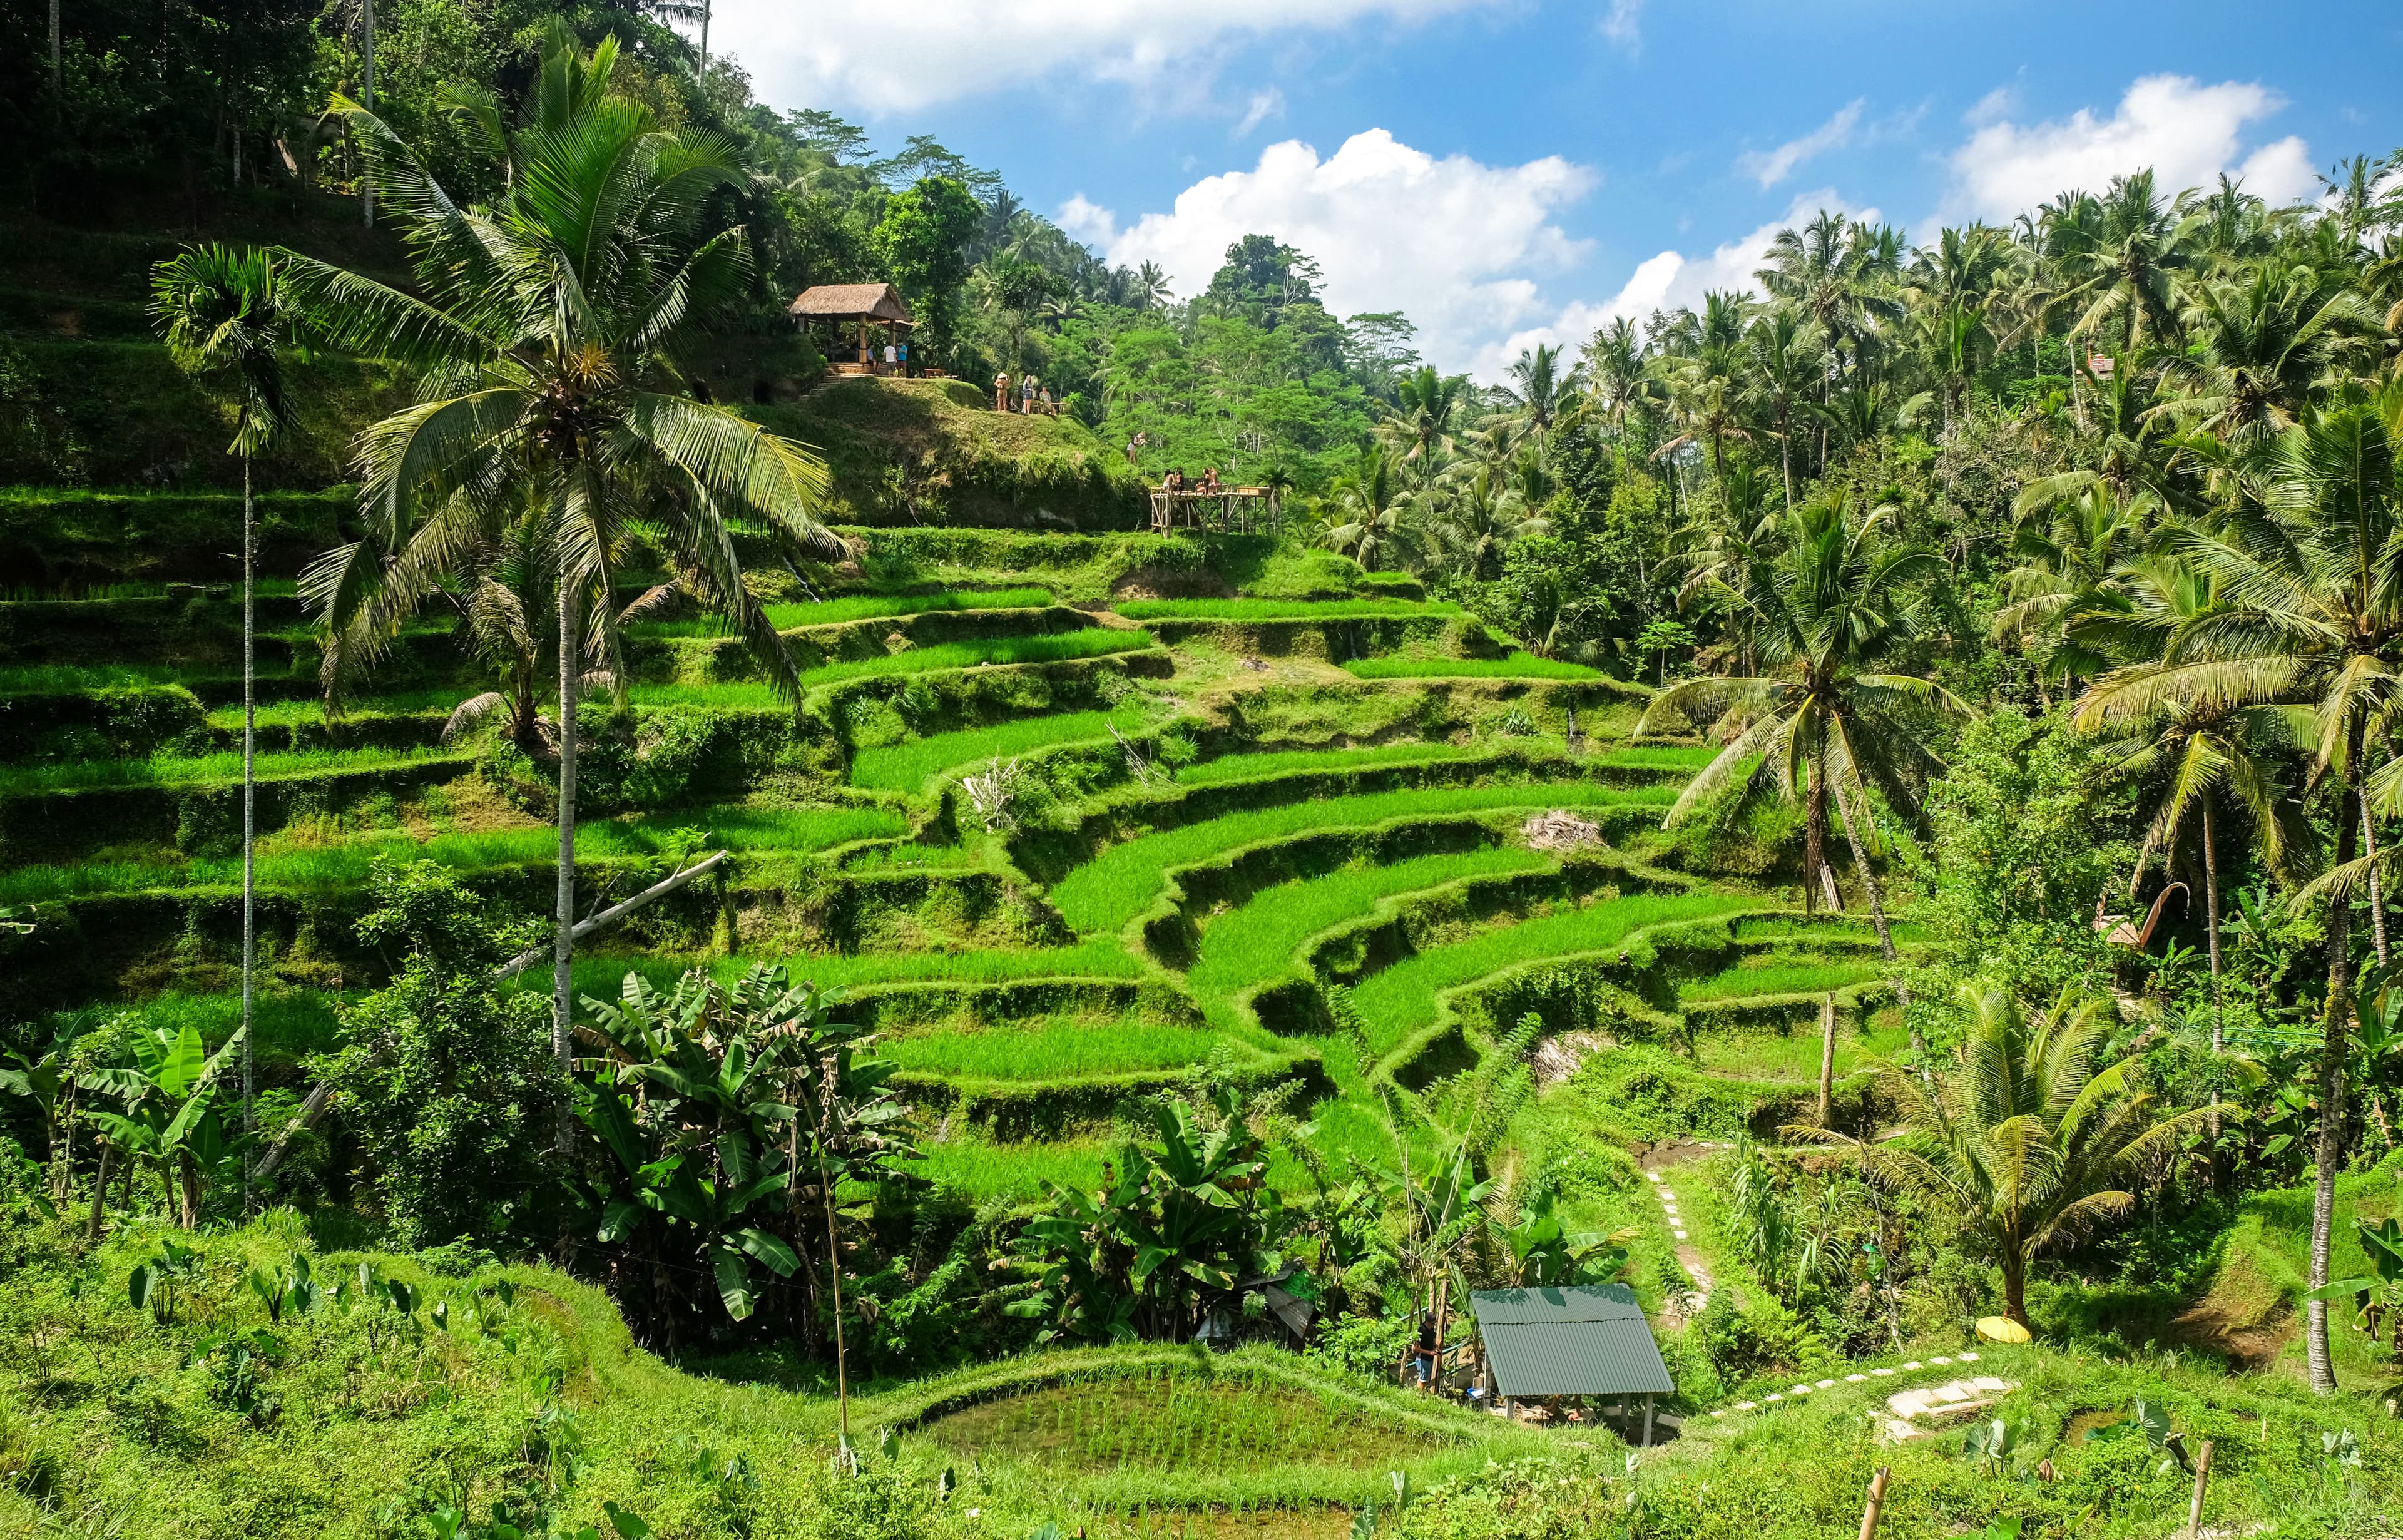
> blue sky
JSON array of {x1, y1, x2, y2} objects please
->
[{"x1": 703, "y1": 0, "x2": 2402, "y2": 377}]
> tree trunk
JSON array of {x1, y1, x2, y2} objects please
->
[
  {"x1": 48, "y1": 0, "x2": 59, "y2": 88},
  {"x1": 242, "y1": 453, "x2": 256, "y2": 1211},
  {"x1": 2001, "y1": 1234, "x2": 2028, "y2": 1330},
  {"x1": 698, "y1": 0, "x2": 711, "y2": 73},
  {"x1": 552, "y1": 576, "x2": 579, "y2": 1154},
  {"x1": 820, "y1": 1146, "x2": 852, "y2": 1457},
  {"x1": 1780, "y1": 407, "x2": 1794, "y2": 509},
  {"x1": 85, "y1": 1140, "x2": 113, "y2": 1242},
  {"x1": 1817, "y1": 994, "x2": 1837, "y2": 1127},
  {"x1": 360, "y1": 0, "x2": 375, "y2": 228},
  {"x1": 178, "y1": 1152, "x2": 201, "y2": 1228},
  {"x1": 2204, "y1": 801, "x2": 2223, "y2": 1053},
  {"x1": 1803, "y1": 757, "x2": 1829, "y2": 917},
  {"x1": 2307, "y1": 773, "x2": 2359, "y2": 1395},
  {"x1": 1819, "y1": 860, "x2": 1846, "y2": 912},
  {"x1": 2364, "y1": 804, "x2": 2389, "y2": 966}
]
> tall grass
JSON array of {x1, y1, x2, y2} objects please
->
[
  {"x1": 0, "y1": 805, "x2": 907, "y2": 903},
  {"x1": 1113, "y1": 598, "x2": 1457, "y2": 621},
  {"x1": 916, "y1": 1134, "x2": 1112, "y2": 1201},
  {"x1": 1342, "y1": 653, "x2": 1599, "y2": 681},
  {"x1": 850, "y1": 704, "x2": 1152, "y2": 790},
  {"x1": 0, "y1": 742, "x2": 468, "y2": 795},
  {"x1": 1049, "y1": 780, "x2": 1674, "y2": 936},
  {"x1": 1678, "y1": 959, "x2": 1887, "y2": 1003},
  {"x1": 1186, "y1": 847, "x2": 1549, "y2": 1019},
  {"x1": 1350, "y1": 890, "x2": 1757, "y2": 1052},
  {"x1": 1588, "y1": 743, "x2": 1719, "y2": 771},
  {"x1": 635, "y1": 587, "x2": 1054, "y2": 637}
]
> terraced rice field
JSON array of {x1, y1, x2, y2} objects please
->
[
  {"x1": 1348, "y1": 890, "x2": 1759, "y2": 1053},
  {"x1": 1185, "y1": 846, "x2": 1551, "y2": 1024},
  {"x1": 1677, "y1": 958, "x2": 1889, "y2": 1002},
  {"x1": 883, "y1": 1016, "x2": 1271, "y2": 1081},
  {"x1": 1049, "y1": 780, "x2": 1676, "y2": 936},
  {"x1": 1115, "y1": 597, "x2": 1458, "y2": 621},
  {"x1": 851, "y1": 703, "x2": 1154, "y2": 790},
  {"x1": 1342, "y1": 652, "x2": 1599, "y2": 680}
]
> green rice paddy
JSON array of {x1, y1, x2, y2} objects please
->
[
  {"x1": 883, "y1": 1016, "x2": 1253, "y2": 1081},
  {"x1": 1677, "y1": 958, "x2": 1889, "y2": 1003},
  {"x1": 1112, "y1": 597, "x2": 1458, "y2": 621},
  {"x1": 1349, "y1": 890, "x2": 1758, "y2": 1052},
  {"x1": 0, "y1": 742, "x2": 469, "y2": 794},
  {"x1": 794, "y1": 628, "x2": 1158, "y2": 687},
  {"x1": 1049, "y1": 780, "x2": 1674, "y2": 936},
  {"x1": 1185, "y1": 846, "x2": 1551, "y2": 1022},
  {"x1": 1173, "y1": 738, "x2": 1503, "y2": 786},
  {"x1": 1342, "y1": 652, "x2": 1600, "y2": 681},
  {"x1": 850, "y1": 703, "x2": 1154, "y2": 790}
]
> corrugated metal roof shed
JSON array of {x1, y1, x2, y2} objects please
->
[
  {"x1": 788, "y1": 283, "x2": 916, "y2": 323},
  {"x1": 1469, "y1": 1285, "x2": 1675, "y2": 1399}
]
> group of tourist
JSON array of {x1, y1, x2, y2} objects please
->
[
  {"x1": 1160, "y1": 467, "x2": 1223, "y2": 494},
  {"x1": 994, "y1": 370, "x2": 1058, "y2": 416}
]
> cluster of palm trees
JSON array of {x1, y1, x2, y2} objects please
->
[
  {"x1": 1310, "y1": 351, "x2": 1571, "y2": 583},
  {"x1": 1624, "y1": 159, "x2": 2400, "y2": 1392}
]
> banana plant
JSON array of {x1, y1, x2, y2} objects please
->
[
  {"x1": 0, "y1": 1012, "x2": 94, "y2": 1206},
  {"x1": 82, "y1": 1019, "x2": 250, "y2": 1227},
  {"x1": 2304, "y1": 1218, "x2": 2403, "y2": 1343},
  {"x1": 1490, "y1": 1187, "x2": 1629, "y2": 1287}
]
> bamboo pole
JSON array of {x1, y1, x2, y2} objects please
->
[
  {"x1": 1857, "y1": 1466, "x2": 1890, "y2": 1540},
  {"x1": 2185, "y1": 1440, "x2": 2213, "y2": 1539}
]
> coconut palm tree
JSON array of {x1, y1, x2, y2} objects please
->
[
  {"x1": 1424, "y1": 464, "x2": 1545, "y2": 582},
  {"x1": 2059, "y1": 170, "x2": 2192, "y2": 352},
  {"x1": 150, "y1": 243, "x2": 303, "y2": 1203},
  {"x1": 1580, "y1": 315, "x2": 1656, "y2": 446},
  {"x1": 1314, "y1": 444, "x2": 1411, "y2": 573},
  {"x1": 286, "y1": 28, "x2": 834, "y2": 1149},
  {"x1": 1808, "y1": 985, "x2": 2216, "y2": 1328},
  {"x1": 1639, "y1": 494, "x2": 1971, "y2": 979},
  {"x1": 1501, "y1": 342, "x2": 1580, "y2": 438},
  {"x1": 2103, "y1": 380, "x2": 2403, "y2": 1392},
  {"x1": 1757, "y1": 211, "x2": 1902, "y2": 387},
  {"x1": 2155, "y1": 258, "x2": 2380, "y2": 449},
  {"x1": 1380, "y1": 365, "x2": 1470, "y2": 469},
  {"x1": 1738, "y1": 309, "x2": 1825, "y2": 507},
  {"x1": 2072, "y1": 551, "x2": 2303, "y2": 1051},
  {"x1": 1989, "y1": 482, "x2": 2156, "y2": 703}
]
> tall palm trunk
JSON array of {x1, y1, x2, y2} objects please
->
[
  {"x1": 2362, "y1": 805, "x2": 2389, "y2": 966},
  {"x1": 2307, "y1": 772, "x2": 2359, "y2": 1395},
  {"x1": 697, "y1": 0, "x2": 712, "y2": 73},
  {"x1": 1802, "y1": 750, "x2": 1829, "y2": 917},
  {"x1": 2203, "y1": 801, "x2": 2223, "y2": 1053},
  {"x1": 359, "y1": 0, "x2": 375, "y2": 228},
  {"x1": 48, "y1": 0, "x2": 59, "y2": 88},
  {"x1": 1830, "y1": 777, "x2": 1923, "y2": 1076},
  {"x1": 241, "y1": 452, "x2": 256, "y2": 1210},
  {"x1": 553, "y1": 575, "x2": 579, "y2": 1153}
]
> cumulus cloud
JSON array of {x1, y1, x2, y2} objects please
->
[
  {"x1": 1737, "y1": 100, "x2": 1865, "y2": 189},
  {"x1": 1083, "y1": 130, "x2": 1594, "y2": 376},
  {"x1": 1466, "y1": 191, "x2": 1874, "y2": 379},
  {"x1": 707, "y1": 0, "x2": 1499, "y2": 113},
  {"x1": 1944, "y1": 74, "x2": 2317, "y2": 220}
]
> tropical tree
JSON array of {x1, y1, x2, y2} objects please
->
[
  {"x1": 1380, "y1": 365, "x2": 1469, "y2": 469},
  {"x1": 2113, "y1": 380, "x2": 2403, "y2": 1392},
  {"x1": 1315, "y1": 445, "x2": 1411, "y2": 572},
  {"x1": 1640, "y1": 494, "x2": 1971, "y2": 979},
  {"x1": 150, "y1": 243, "x2": 303, "y2": 1199},
  {"x1": 1500, "y1": 342, "x2": 1579, "y2": 438},
  {"x1": 83, "y1": 1018, "x2": 252, "y2": 1229},
  {"x1": 1423, "y1": 464, "x2": 1545, "y2": 582},
  {"x1": 2157, "y1": 258, "x2": 2379, "y2": 447},
  {"x1": 288, "y1": 29, "x2": 835, "y2": 1147},
  {"x1": 1808, "y1": 985, "x2": 2215, "y2": 1328},
  {"x1": 1738, "y1": 309, "x2": 1826, "y2": 506},
  {"x1": 1989, "y1": 483, "x2": 2155, "y2": 702},
  {"x1": 2058, "y1": 170, "x2": 2192, "y2": 351}
]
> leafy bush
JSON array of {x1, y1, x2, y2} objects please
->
[{"x1": 315, "y1": 860, "x2": 560, "y2": 1249}]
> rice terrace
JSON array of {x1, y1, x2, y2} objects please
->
[{"x1": 0, "y1": 2, "x2": 2400, "y2": 1537}]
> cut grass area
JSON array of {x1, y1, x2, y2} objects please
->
[
  {"x1": 1733, "y1": 914, "x2": 1929, "y2": 945},
  {"x1": 1677, "y1": 958, "x2": 1889, "y2": 1004},
  {"x1": 1351, "y1": 890, "x2": 1758, "y2": 1053},
  {"x1": 0, "y1": 742, "x2": 465, "y2": 794},
  {"x1": 1588, "y1": 743, "x2": 1719, "y2": 771},
  {"x1": 850, "y1": 703, "x2": 1152, "y2": 791},
  {"x1": 636, "y1": 586, "x2": 1054, "y2": 636},
  {"x1": 884, "y1": 1015, "x2": 1243, "y2": 1081},
  {"x1": 914, "y1": 1133, "x2": 1114, "y2": 1203},
  {"x1": 1049, "y1": 780, "x2": 1675, "y2": 937},
  {"x1": 0, "y1": 806, "x2": 907, "y2": 904},
  {"x1": 1690, "y1": 1019, "x2": 1914, "y2": 1081},
  {"x1": 205, "y1": 691, "x2": 461, "y2": 730},
  {"x1": 1186, "y1": 847, "x2": 1551, "y2": 1022},
  {"x1": 1113, "y1": 597, "x2": 1457, "y2": 621},
  {"x1": 1342, "y1": 652, "x2": 1599, "y2": 681}
]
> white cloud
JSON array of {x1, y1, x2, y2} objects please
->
[
  {"x1": 1599, "y1": 0, "x2": 1645, "y2": 51},
  {"x1": 1944, "y1": 74, "x2": 2317, "y2": 221},
  {"x1": 1086, "y1": 130, "x2": 1594, "y2": 375},
  {"x1": 1469, "y1": 191, "x2": 1874, "y2": 379},
  {"x1": 1737, "y1": 100, "x2": 1865, "y2": 189},
  {"x1": 1236, "y1": 88, "x2": 1287, "y2": 137},
  {"x1": 708, "y1": 0, "x2": 1499, "y2": 113},
  {"x1": 1056, "y1": 195, "x2": 1118, "y2": 247}
]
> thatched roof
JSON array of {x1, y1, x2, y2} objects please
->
[{"x1": 788, "y1": 283, "x2": 916, "y2": 324}]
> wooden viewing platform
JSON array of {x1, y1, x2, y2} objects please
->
[{"x1": 1148, "y1": 487, "x2": 1282, "y2": 534}]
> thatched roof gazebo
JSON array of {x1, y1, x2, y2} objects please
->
[{"x1": 789, "y1": 283, "x2": 917, "y2": 374}]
